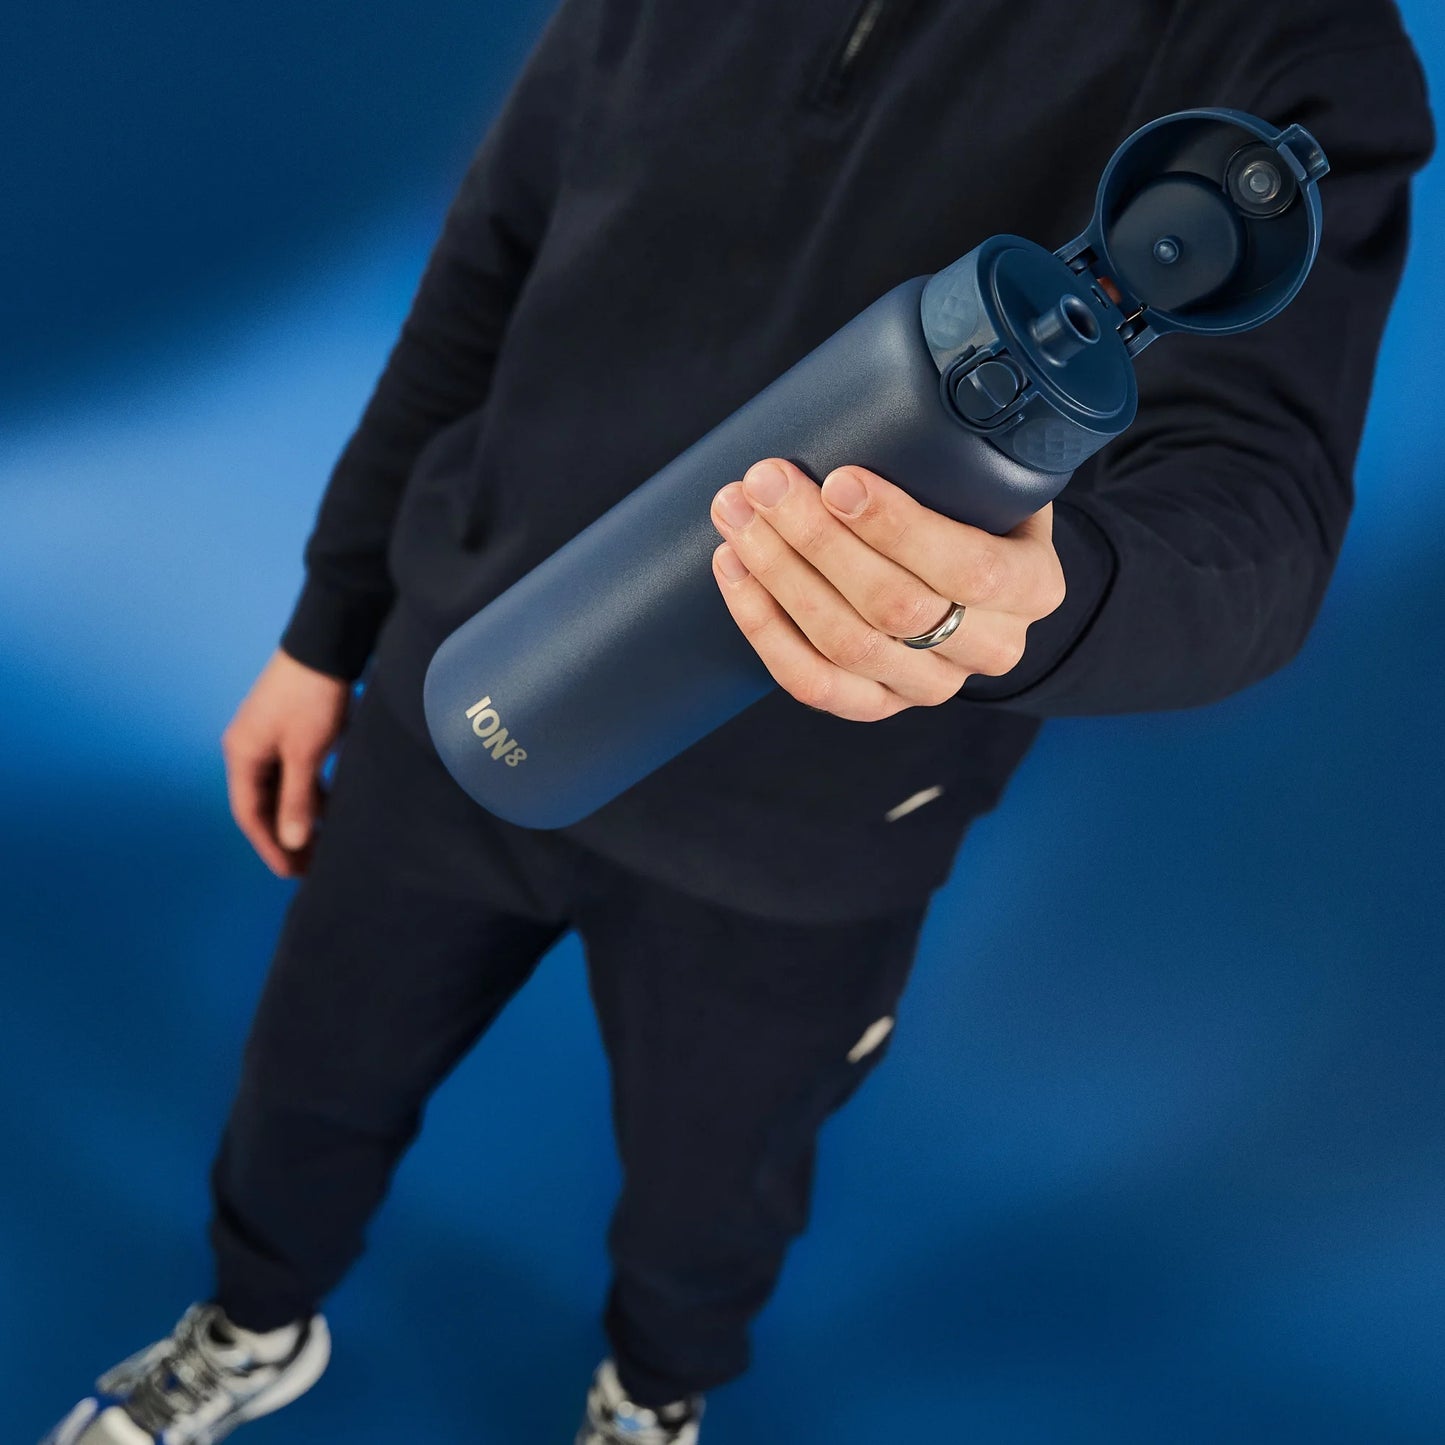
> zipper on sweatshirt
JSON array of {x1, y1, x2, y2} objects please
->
[{"x1": 807, "y1": 0, "x2": 909, "y2": 112}]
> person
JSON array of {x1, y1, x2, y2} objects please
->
[{"x1": 43, "y1": 1, "x2": 1433, "y2": 1442}]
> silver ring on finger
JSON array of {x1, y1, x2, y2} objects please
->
[{"x1": 897, "y1": 601, "x2": 966, "y2": 650}]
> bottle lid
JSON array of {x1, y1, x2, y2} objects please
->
[
  {"x1": 1065, "y1": 108, "x2": 1329, "y2": 342},
  {"x1": 918, "y1": 108, "x2": 1330, "y2": 475}
]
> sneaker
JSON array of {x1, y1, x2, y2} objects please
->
[
  {"x1": 40, "y1": 1302, "x2": 330, "y2": 1445},
  {"x1": 575, "y1": 1359, "x2": 704, "y2": 1444}
]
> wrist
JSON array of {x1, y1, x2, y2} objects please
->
[{"x1": 280, "y1": 574, "x2": 393, "y2": 683}]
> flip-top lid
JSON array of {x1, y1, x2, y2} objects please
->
[{"x1": 1062, "y1": 108, "x2": 1329, "y2": 341}]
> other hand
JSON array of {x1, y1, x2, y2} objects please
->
[
  {"x1": 710, "y1": 458, "x2": 1066, "y2": 721},
  {"x1": 221, "y1": 649, "x2": 351, "y2": 877}
]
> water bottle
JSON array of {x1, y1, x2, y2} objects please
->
[{"x1": 424, "y1": 108, "x2": 1330, "y2": 828}]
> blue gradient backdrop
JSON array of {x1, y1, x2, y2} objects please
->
[{"x1": 3, "y1": 5, "x2": 1442, "y2": 1441}]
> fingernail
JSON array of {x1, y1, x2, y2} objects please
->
[
  {"x1": 280, "y1": 821, "x2": 308, "y2": 850},
  {"x1": 716, "y1": 545, "x2": 749, "y2": 581},
  {"x1": 822, "y1": 469, "x2": 867, "y2": 517},
  {"x1": 715, "y1": 483, "x2": 755, "y2": 529},
  {"x1": 742, "y1": 461, "x2": 788, "y2": 507}
]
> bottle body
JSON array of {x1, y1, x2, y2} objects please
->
[{"x1": 424, "y1": 276, "x2": 1069, "y2": 829}]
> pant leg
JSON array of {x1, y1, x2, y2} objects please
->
[
  {"x1": 209, "y1": 684, "x2": 574, "y2": 1330},
  {"x1": 572, "y1": 860, "x2": 931, "y2": 1405}
]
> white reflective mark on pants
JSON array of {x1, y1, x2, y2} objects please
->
[
  {"x1": 884, "y1": 785, "x2": 943, "y2": 822},
  {"x1": 847, "y1": 1015, "x2": 895, "y2": 1063}
]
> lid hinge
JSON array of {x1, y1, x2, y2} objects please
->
[{"x1": 1056, "y1": 237, "x2": 1157, "y2": 358}]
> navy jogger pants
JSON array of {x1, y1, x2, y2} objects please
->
[{"x1": 208, "y1": 680, "x2": 930, "y2": 1406}]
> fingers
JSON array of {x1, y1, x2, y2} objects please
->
[
  {"x1": 705, "y1": 508, "x2": 965, "y2": 710},
  {"x1": 276, "y1": 744, "x2": 322, "y2": 854},
  {"x1": 736, "y1": 459, "x2": 959, "y2": 643},
  {"x1": 710, "y1": 471, "x2": 971, "y2": 702},
  {"x1": 716, "y1": 458, "x2": 1036, "y2": 673},
  {"x1": 221, "y1": 730, "x2": 327, "y2": 879},
  {"x1": 819, "y1": 464, "x2": 1066, "y2": 621},
  {"x1": 710, "y1": 458, "x2": 1068, "y2": 718},
  {"x1": 222, "y1": 741, "x2": 297, "y2": 878},
  {"x1": 711, "y1": 544, "x2": 914, "y2": 722}
]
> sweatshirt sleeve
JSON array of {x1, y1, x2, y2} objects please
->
[
  {"x1": 960, "y1": 36, "x2": 1435, "y2": 715},
  {"x1": 280, "y1": 0, "x2": 589, "y2": 681}
]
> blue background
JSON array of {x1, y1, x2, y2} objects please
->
[{"x1": 3, "y1": 4, "x2": 1442, "y2": 1441}]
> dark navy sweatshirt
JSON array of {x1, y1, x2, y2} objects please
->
[{"x1": 279, "y1": 0, "x2": 1434, "y2": 922}]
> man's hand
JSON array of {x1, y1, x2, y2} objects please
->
[
  {"x1": 710, "y1": 459, "x2": 1066, "y2": 721},
  {"x1": 221, "y1": 649, "x2": 351, "y2": 878}
]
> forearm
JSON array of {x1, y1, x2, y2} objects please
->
[
  {"x1": 281, "y1": 0, "x2": 588, "y2": 679},
  {"x1": 279, "y1": 209, "x2": 526, "y2": 679},
  {"x1": 960, "y1": 444, "x2": 1342, "y2": 716},
  {"x1": 963, "y1": 36, "x2": 1434, "y2": 718}
]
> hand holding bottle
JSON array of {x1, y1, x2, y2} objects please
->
[{"x1": 709, "y1": 458, "x2": 1066, "y2": 721}]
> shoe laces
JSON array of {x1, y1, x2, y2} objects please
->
[{"x1": 113, "y1": 1304, "x2": 252, "y2": 1433}]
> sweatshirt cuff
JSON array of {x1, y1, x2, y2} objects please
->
[
  {"x1": 279, "y1": 574, "x2": 395, "y2": 682},
  {"x1": 958, "y1": 497, "x2": 1117, "y2": 709}
]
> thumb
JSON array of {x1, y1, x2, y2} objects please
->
[{"x1": 276, "y1": 750, "x2": 319, "y2": 852}]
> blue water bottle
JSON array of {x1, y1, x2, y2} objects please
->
[{"x1": 424, "y1": 108, "x2": 1330, "y2": 828}]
